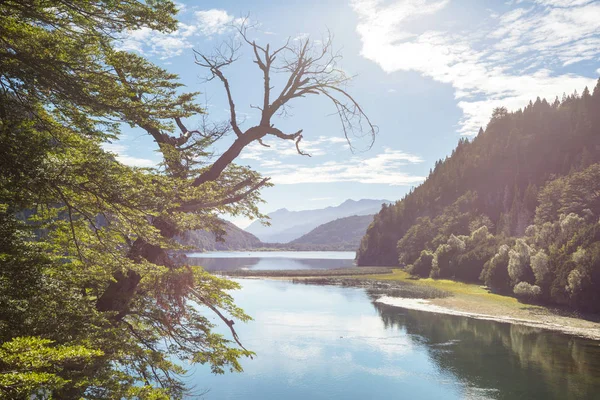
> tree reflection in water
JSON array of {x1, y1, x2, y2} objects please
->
[
  {"x1": 187, "y1": 256, "x2": 355, "y2": 271},
  {"x1": 373, "y1": 301, "x2": 600, "y2": 400}
]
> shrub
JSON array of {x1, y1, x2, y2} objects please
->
[{"x1": 513, "y1": 282, "x2": 542, "y2": 299}]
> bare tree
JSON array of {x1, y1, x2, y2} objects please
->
[
  {"x1": 192, "y1": 20, "x2": 378, "y2": 186},
  {"x1": 97, "y1": 21, "x2": 377, "y2": 346}
]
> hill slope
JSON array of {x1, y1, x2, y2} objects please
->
[
  {"x1": 246, "y1": 199, "x2": 388, "y2": 243},
  {"x1": 358, "y1": 84, "x2": 600, "y2": 267},
  {"x1": 289, "y1": 214, "x2": 374, "y2": 250},
  {"x1": 356, "y1": 81, "x2": 600, "y2": 313},
  {"x1": 178, "y1": 220, "x2": 261, "y2": 251}
]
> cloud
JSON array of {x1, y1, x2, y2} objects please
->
[
  {"x1": 352, "y1": 0, "x2": 599, "y2": 135},
  {"x1": 102, "y1": 143, "x2": 156, "y2": 168},
  {"x1": 529, "y1": 0, "x2": 594, "y2": 6},
  {"x1": 253, "y1": 148, "x2": 425, "y2": 186},
  {"x1": 194, "y1": 9, "x2": 239, "y2": 35},
  {"x1": 239, "y1": 135, "x2": 349, "y2": 160},
  {"x1": 116, "y1": 9, "x2": 238, "y2": 59},
  {"x1": 239, "y1": 134, "x2": 423, "y2": 185},
  {"x1": 116, "y1": 22, "x2": 200, "y2": 59}
]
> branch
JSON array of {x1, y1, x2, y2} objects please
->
[
  {"x1": 192, "y1": 290, "x2": 251, "y2": 354},
  {"x1": 266, "y1": 127, "x2": 310, "y2": 156},
  {"x1": 266, "y1": 127, "x2": 302, "y2": 140},
  {"x1": 179, "y1": 178, "x2": 270, "y2": 212},
  {"x1": 194, "y1": 48, "x2": 243, "y2": 137}
]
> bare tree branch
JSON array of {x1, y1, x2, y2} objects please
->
[
  {"x1": 190, "y1": 20, "x2": 376, "y2": 185},
  {"x1": 193, "y1": 41, "x2": 243, "y2": 138}
]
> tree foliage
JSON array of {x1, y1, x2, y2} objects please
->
[{"x1": 1, "y1": 2, "x2": 373, "y2": 398}]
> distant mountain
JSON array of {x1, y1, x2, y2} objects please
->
[
  {"x1": 178, "y1": 220, "x2": 261, "y2": 251},
  {"x1": 246, "y1": 199, "x2": 389, "y2": 243},
  {"x1": 289, "y1": 214, "x2": 374, "y2": 250}
]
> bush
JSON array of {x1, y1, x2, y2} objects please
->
[{"x1": 513, "y1": 281, "x2": 541, "y2": 299}]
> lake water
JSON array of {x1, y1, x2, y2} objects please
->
[
  {"x1": 186, "y1": 279, "x2": 600, "y2": 400},
  {"x1": 185, "y1": 251, "x2": 356, "y2": 271}
]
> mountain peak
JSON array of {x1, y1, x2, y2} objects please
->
[{"x1": 340, "y1": 199, "x2": 357, "y2": 206}]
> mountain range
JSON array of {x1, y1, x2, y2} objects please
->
[{"x1": 245, "y1": 199, "x2": 388, "y2": 243}]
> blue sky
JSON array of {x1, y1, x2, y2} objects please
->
[{"x1": 107, "y1": 0, "x2": 600, "y2": 227}]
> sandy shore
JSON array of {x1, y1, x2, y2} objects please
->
[{"x1": 377, "y1": 295, "x2": 600, "y2": 340}]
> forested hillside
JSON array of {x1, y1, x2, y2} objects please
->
[
  {"x1": 289, "y1": 214, "x2": 373, "y2": 250},
  {"x1": 357, "y1": 81, "x2": 600, "y2": 312},
  {"x1": 178, "y1": 220, "x2": 261, "y2": 251}
]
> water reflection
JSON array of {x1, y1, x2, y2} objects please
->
[
  {"x1": 185, "y1": 279, "x2": 600, "y2": 400},
  {"x1": 374, "y1": 301, "x2": 600, "y2": 400},
  {"x1": 186, "y1": 251, "x2": 356, "y2": 271}
]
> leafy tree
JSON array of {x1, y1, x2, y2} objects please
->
[
  {"x1": 454, "y1": 226, "x2": 497, "y2": 282},
  {"x1": 407, "y1": 250, "x2": 434, "y2": 277},
  {"x1": 507, "y1": 239, "x2": 533, "y2": 285},
  {"x1": 397, "y1": 217, "x2": 435, "y2": 265},
  {"x1": 481, "y1": 244, "x2": 512, "y2": 293},
  {"x1": 1, "y1": 3, "x2": 374, "y2": 398},
  {"x1": 530, "y1": 250, "x2": 550, "y2": 287}
]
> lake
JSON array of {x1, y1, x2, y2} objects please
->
[
  {"x1": 185, "y1": 251, "x2": 356, "y2": 271},
  {"x1": 186, "y1": 278, "x2": 600, "y2": 400}
]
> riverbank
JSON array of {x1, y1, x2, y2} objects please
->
[{"x1": 225, "y1": 268, "x2": 600, "y2": 340}]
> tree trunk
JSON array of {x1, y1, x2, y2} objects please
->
[{"x1": 96, "y1": 237, "x2": 172, "y2": 320}]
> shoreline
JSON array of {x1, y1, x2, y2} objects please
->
[
  {"x1": 224, "y1": 268, "x2": 600, "y2": 341},
  {"x1": 376, "y1": 296, "x2": 600, "y2": 340}
]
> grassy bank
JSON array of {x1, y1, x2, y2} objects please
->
[
  {"x1": 362, "y1": 269, "x2": 600, "y2": 339},
  {"x1": 362, "y1": 269, "x2": 525, "y2": 309}
]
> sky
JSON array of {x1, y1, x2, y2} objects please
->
[{"x1": 108, "y1": 0, "x2": 600, "y2": 228}]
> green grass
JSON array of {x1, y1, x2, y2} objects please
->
[{"x1": 360, "y1": 269, "x2": 535, "y2": 309}]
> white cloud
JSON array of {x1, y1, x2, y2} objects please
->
[
  {"x1": 194, "y1": 9, "x2": 238, "y2": 35},
  {"x1": 530, "y1": 0, "x2": 594, "y2": 7},
  {"x1": 239, "y1": 135, "x2": 350, "y2": 160},
  {"x1": 117, "y1": 9, "x2": 238, "y2": 59},
  {"x1": 102, "y1": 143, "x2": 156, "y2": 168},
  {"x1": 117, "y1": 24, "x2": 196, "y2": 59},
  {"x1": 239, "y1": 134, "x2": 423, "y2": 185},
  {"x1": 253, "y1": 148, "x2": 424, "y2": 186},
  {"x1": 352, "y1": 0, "x2": 599, "y2": 135}
]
